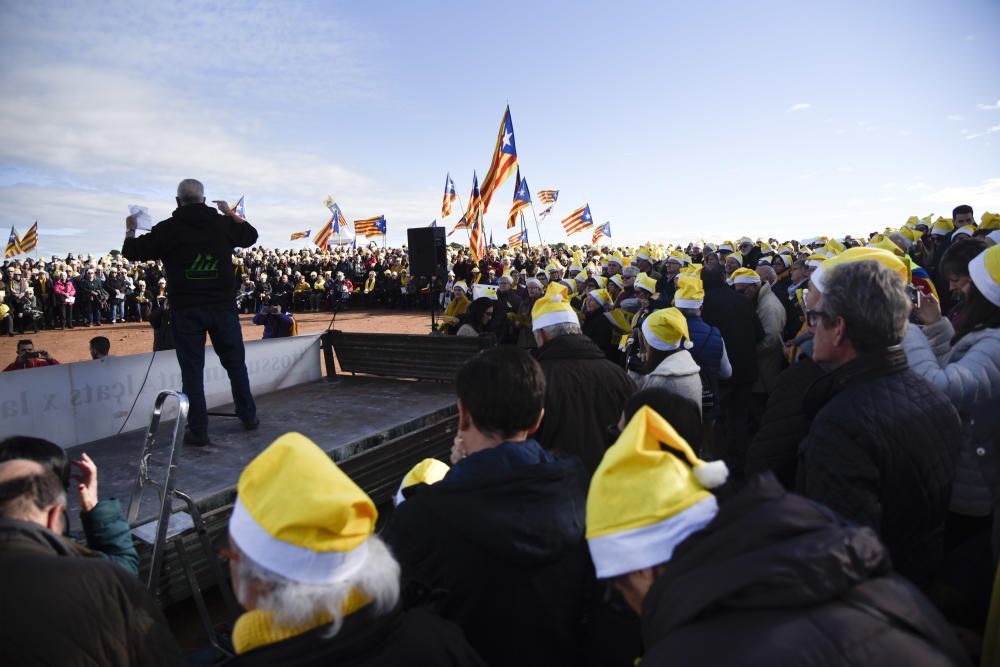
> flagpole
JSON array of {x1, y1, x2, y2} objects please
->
[
  {"x1": 528, "y1": 201, "x2": 545, "y2": 246},
  {"x1": 520, "y1": 211, "x2": 530, "y2": 251},
  {"x1": 452, "y1": 191, "x2": 473, "y2": 244}
]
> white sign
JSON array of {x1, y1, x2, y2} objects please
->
[{"x1": 0, "y1": 333, "x2": 322, "y2": 447}]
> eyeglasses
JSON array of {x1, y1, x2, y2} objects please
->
[{"x1": 805, "y1": 309, "x2": 831, "y2": 327}]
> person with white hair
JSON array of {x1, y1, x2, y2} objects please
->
[
  {"x1": 123, "y1": 178, "x2": 259, "y2": 446},
  {"x1": 225, "y1": 433, "x2": 483, "y2": 666}
]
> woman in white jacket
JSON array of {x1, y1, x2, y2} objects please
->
[
  {"x1": 627, "y1": 306, "x2": 703, "y2": 418},
  {"x1": 903, "y1": 240, "x2": 1000, "y2": 624}
]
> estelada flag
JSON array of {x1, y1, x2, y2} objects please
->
[
  {"x1": 441, "y1": 173, "x2": 457, "y2": 218},
  {"x1": 561, "y1": 204, "x2": 594, "y2": 236},
  {"x1": 507, "y1": 170, "x2": 531, "y2": 229},
  {"x1": 592, "y1": 221, "x2": 612, "y2": 244},
  {"x1": 313, "y1": 220, "x2": 334, "y2": 248},
  {"x1": 355, "y1": 216, "x2": 387, "y2": 237},
  {"x1": 509, "y1": 227, "x2": 528, "y2": 248},
  {"x1": 537, "y1": 190, "x2": 559, "y2": 204},
  {"x1": 290, "y1": 230, "x2": 311, "y2": 241},
  {"x1": 4, "y1": 226, "x2": 21, "y2": 258},
  {"x1": 479, "y1": 106, "x2": 517, "y2": 214},
  {"x1": 19, "y1": 222, "x2": 38, "y2": 252}
]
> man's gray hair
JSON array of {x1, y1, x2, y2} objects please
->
[
  {"x1": 176, "y1": 179, "x2": 205, "y2": 204},
  {"x1": 533, "y1": 321, "x2": 581, "y2": 347},
  {"x1": 233, "y1": 535, "x2": 399, "y2": 637},
  {"x1": 821, "y1": 260, "x2": 909, "y2": 352}
]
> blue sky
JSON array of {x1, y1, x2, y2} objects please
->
[{"x1": 1, "y1": 0, "x2": 997, "y2": 256}]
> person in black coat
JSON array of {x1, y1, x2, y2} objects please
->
[
  {"x1": 533, "y1": 324, "x2": 635, "y2": 475},
  {"x1": 382, "y1": 347, "x2": 594, "y2": 667},
  {"x1": 796, "y1": 260, "x2": 961, "y2": 588},
  {"x1": 634, "y1": 474, "x2": 969, "y2": 666},
  {"x1": 700, "y1": 264, "x2": 763, "y2": 470}
]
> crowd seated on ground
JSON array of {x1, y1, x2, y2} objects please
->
[{"x1": 1, "y1": 204, "x2": 999, "y2": 665}]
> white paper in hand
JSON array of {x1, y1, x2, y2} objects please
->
[{"x1": 128, "y1": 205, "x2": 153, "y2": 231}]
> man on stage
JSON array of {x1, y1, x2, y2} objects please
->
[{"x1": 123, "y1": 178, "x2": 259, "y2": 446}]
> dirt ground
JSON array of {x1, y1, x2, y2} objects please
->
[{"x1": 0, "y1": 308, "x2": 435, "y2": 365}]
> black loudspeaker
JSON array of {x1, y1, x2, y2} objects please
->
[{"x1": 407, "y1": 227, "x2": 447, "y2": 280}]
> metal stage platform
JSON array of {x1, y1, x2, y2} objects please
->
[{"x1": 66, "y1": 375, "x2": 458, "y2": 607}]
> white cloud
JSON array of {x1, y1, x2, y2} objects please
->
[
  {"x1": 787, "y1": 103, "x2": 811, "y2": 113},
  {"x1": 923, "y1": 178, "x2": 1000, "y2": 211},
  {"x1": 965, "y1": 125, "x2": 1000, "y2": 140},
  {"x1": 977, "y1": 100, "x2": 1000, "y2": 110}
]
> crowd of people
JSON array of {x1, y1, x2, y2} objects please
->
[{"x1": 1, "y1": 203, "x2": 999, "y2": 665}]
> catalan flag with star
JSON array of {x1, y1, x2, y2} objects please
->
[
  {"x1": 479, "y1": 105, "x2": 518, "y2": 214},
  {"x1": 4, "y1": 226, "x2": 21, "y2": 258},
  {"x1": 592, "y1": 221, "x2": 612, "y2": 244},
  {"x1": 561, "y1": 204, "x2": 594, "y2": 236},
  {"x1": 537, "y1": 189, "x2": 559, "y2": 204},
  {"x1": 19, "y1": 222, "x2": 38, "y2": 252},
  {"x1": 313, "y1": 220, "x2": 334, "y2": 248},
  {"x1": 230, "y1": 195, "x2": 246, "y2": 220},
  {"x1": 450, "y1": 171, "x2": 482, "y2": 237},
  {"x1": 441, "y1": 173, "x2": 457, "y2": 218},
  {"x1": 509, "y1": 227, "x2": 528, "y2": 249},
  {"x1": 507, "y1": 170, "x2": 531, "y2": 229},
  {"x1": 355, "y1": 215, "x2": 387, "y2": 238},
  {"x1": 322, "y1": 196, "x2": 349, "y2": 233},
  {"x1": 290, "y1": 230, "x2": 311, "y2": 241}
]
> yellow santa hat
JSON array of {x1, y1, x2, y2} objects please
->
[
  {"x1": 532, "y1": 282, "x2": 578, "y2": 330},
  {"x1": 673, "y1": 275, "x2": 705, "y2": 308},
  {"x1": 806, "y1": 252, "x2": 828, "y2": 269},
  {"x1": 728, "y1": 267, "x2": 761, "y2": 285},
  {"x1": 931, "y1": 218, "x2": 954, "y2": 237},
  {"x1": 229, "y1": 433, "x2": 377, "y2": 584},
  {"x1": 725, "y1": 252, "x2": 743, "y2": 266},
  {"x1": 635, "y1": 274, "x2": 658, "y2": 295},
  {"x1": 606, "y1": 253, "x2": 625, "y2": 268},
  {"x1": 981, "y1": 212, "x2": 999, "y2": 231},
  {"x1": 609, "y1": 274, "x2": 625, "y2": 290},
  {"x1": 969, "y1": 245, "x2": 1000, "y2": 308},
  {"x1": 897, "y1": 226, "x2": 922, "y2": 243},
  {"x1": 393, "y1": 458, "x2": 450, "y2": 507},
  {"x1": 635, "y1": 246, "x2": 654, "y2": 262},
  {"x1": 453, "y1": 280, "x2": 469, "y2": 293},
  {"x1": 953, "y1": 225, "x2": 976, "y2": 238},
  {"x1": 588, "y1": 288, "x2": 613, "y2": 308},
  {"x1": 604, "y1": 308, "x2": 632, "y2": 333},
  {"x1": 719, "y1": 240, "x2": 735, "y2": 253},
  {"x1": 641, "y1": 306, "x2": 692, "y2": 351},
  {"x1": 810, "y1": 246, "x2": 909, "y2": 294},
  {"x1": 586, "y1": 406, "x2": 728, "y2": 578}
]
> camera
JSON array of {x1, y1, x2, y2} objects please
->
[
  {"x1": 25, "y1": 351, "x2": 43, "y2": 359},
  {"x1": 905, "y1": 285, "x2": 921, "y2": 308}
]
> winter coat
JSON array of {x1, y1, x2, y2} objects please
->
[
  {"x1": 534, "y1": 334, "x2": 636, "y2": 474},
  {"x1": 745, "y1": 356, "x2": 825, "y2": 488},
  {"x1": 903, "y1": 318, "x2": 1000, "y2": 516},
  {"x1": 640, "y1": 474, "x2": 969, "y2": 667},
  {"x1": 80, "y1": 498, "x2": 140, "y2": 576},
  {"x1": 796, "y1": 347, "x2": 961, "y2": 587},
  {"x1": 0, "y1": 518, "x2": 183, "y2": 666},
  {"x1": 54, "y1": 278, "x2": 75, "y2": 304},
  {"x1": 753, "y1": 281, "x2": 787, "y2": 393},
  {"x1": 226, "y1": 602, "x2": 484, "y2": 667},
  {"x1": 702, "y1": 285, "x2": 762, "y2": 385},
  {"x1": 581, "y1": 308, "x2": 618, "y2": 361},
  {"x1": 628, "y1": 349, "x2": 703, "y2": 416},
  {"x1": 382, "y1": 440, "x2": 594, "y2": 667},
  {"x1": 122, "y1": 203, "x2": 258, "y2": 310}
]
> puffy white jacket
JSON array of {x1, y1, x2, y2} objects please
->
[
  {"x1": 629, "y1": 349, "x2": 704, "y2": 417},
  {"x1": 903, "y1": 319, "x2": 1000, "y2": 515}
]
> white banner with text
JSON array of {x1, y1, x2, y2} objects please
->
[{"x1": 0, "y1": 333, "x2": 322, "y2": 447}]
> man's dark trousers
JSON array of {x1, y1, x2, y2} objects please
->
[{"x1": 171, "y1": 305, "x2": 256, "y2": 436}]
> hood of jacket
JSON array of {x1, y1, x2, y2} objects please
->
[
  {"x1": 642, "y1": 474, "x2": 890, "y2": 639},
  {"x1": 0, "y1": 518, "x2": 83, "y2": 558},
  {"x1": 172, "y1": 202, "x2": 225, "y2": 227},
  {"x1": 424, "y1": 440, "x2": 587, "y2": 566},
  {"x1": 649, "y1": 349, "x2": 700, "y2": 378}
]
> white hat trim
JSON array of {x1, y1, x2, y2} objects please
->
[
  {"x1": 641, "y1": 316, "x2": 692, "y2": 351},
  {"x1": 230, "y1": 497, "x2": 369, "y2": 585},
  {"x1": 674, "y1": 297, "x2": 703, "y2": 309},
  {"x1": 806, "y1": 259, "x2": 825, "y2": 269},
  {"x1": 532, "y1": 308, "x2": 579, "y2": 331},
  {"x1": 589, "y1": 290, "x2": 609, "y2": 306},
  {"x1": 731, "y1": 275, "x2": 761, "y2": 285},
  {"x1": 988, "y1": 230, "x2": 1000, "y2": 246},
  {"x1": 810, "y1": 265, "x2": 827, "y2": 293},
  {"x1": 969, "y1": 250, "x2": 1000, "y2": 308},
  {"x1": 953, "y1": 227, "x2": 973, "y2": 237},
  {"x1": 931, "y1": 227, "x2": 950, "y2": 237},
  {"x1": 588, "y1": 495, "x2": 718, "y2": 579}
]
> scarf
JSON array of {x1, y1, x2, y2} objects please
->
[{"x1": 232, "y1": 587, "x2": 372, "y2": 655}]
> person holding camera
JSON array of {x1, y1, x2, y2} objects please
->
[
  {"x1": 251, "y1": 304, "x2": 295, "y2": 339},
  {"x1": 3, "y1": 339, "x2": 60, "y2": 372}
]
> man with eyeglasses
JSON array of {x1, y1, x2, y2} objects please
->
[{"x1": 795, "y1": 257, "x2": 960, "y2": 588}]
